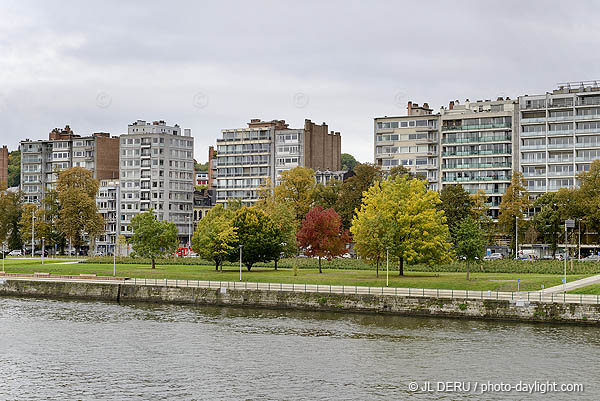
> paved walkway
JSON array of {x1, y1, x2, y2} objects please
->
[{"x1": 540, "y1": 274, "x2": 600, "y2": 293}]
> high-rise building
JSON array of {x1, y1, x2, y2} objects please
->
[
  {"x1": 215, "y1": 119, "x2": 341, "y2": 204},
  {"x1": 440, "y1": 98, "x2": 517, "y2": 218},
  {"x1": 374, "y1": 102, "x2": 440, "y2": 189},
  {"x1": 518, "y1": 81, "x2": 600, "y2": 198},
  {"x1": 0, "y1": 145, "x2": 8, "y2": 187},
  {"x1": 20, "y1": 126, "x2": 120, "y2": 203},
  {"x1": 95, "y1": 179, "x2": 120, "y2": 256},
  {"x1": 119, "y1": 120, "x2": 194, "y2": 243}
]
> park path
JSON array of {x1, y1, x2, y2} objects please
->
[{"x1": 540, "y1": 274, "x2": 600, "y2": 293}]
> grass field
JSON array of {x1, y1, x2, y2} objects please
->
[
  {"x1": 0, "y1": 258, "x2": 591, "y2": 292},
  {"x1": 568, "y1": 284, "x2": 600, "y2": 295}
]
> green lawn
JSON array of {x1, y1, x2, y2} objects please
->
[
  {"x1": 569, "y1": 284, "x2": 600, "y2": 295},
  {"x1": 0, "y1": 258, "x2": 590, "y2": 292}
]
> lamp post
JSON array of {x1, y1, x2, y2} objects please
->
[
  {"x1": 239, "y1": 244, "x2": 243, "y2": 281},
  {"x1": 2, "y1": 242, "x2": 5, "y2": 273},
  {"x1": 113, "y1": 236, "x2": 116, "y2": 277},
  {"x1": 41, "y1": 237, "x2": 45, "y2": 265},
  {"x1": 32, "y1": 211, "x2": 36, "y2": 258},
  {"x1": 515, "y1": 216, "x2": 518, "y2": 258},
  {"x1": 188, "y1": 215, "x2": 192, "y2": 253}
]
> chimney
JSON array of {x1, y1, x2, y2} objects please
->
[
  {"x1": 407, "y1": 101, "x2": 412, "y2": 115},
  {"x1": 423, "y1": 102, "x2": 429, "y2": 109},
  {"x1": 449, "y1": 101, "x2": 454, "y2": 110}
]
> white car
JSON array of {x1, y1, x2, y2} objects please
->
[
  {"x1": 8, "y1": 250, "x2": 22, "y2": 257},
  {"x1": 483, "y1": 253, "x2": 503, "y2": 260}
]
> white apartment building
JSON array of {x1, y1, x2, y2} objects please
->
[
  {"x1": 119, "y1": 120, "x2": 194, "y2": 243},
  {"x1": 95, "y1": 179, "x2": 120, "y2": 255},
  {"x1": 215, "y1": 119, "x2": 341, "y2": 204},
  {"x1": 518, "y1": 81, "x2": 600, "y2": 198}
]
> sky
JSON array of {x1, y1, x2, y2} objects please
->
[{"x1": 2, "y1": 0, "x2": 600, "y2": 163}]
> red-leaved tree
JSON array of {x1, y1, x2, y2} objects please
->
[{"x1": 297, "y1": 206, "x2": 351, "y2": 273}]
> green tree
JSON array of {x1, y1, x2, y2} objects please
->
[
  {"x1": 0, "y1": 186, "x2": 23, "y2": 250},
  {"x1": 340, "y1": 153, "x2": 358, "y2": 171},
  {"x1": 498, "y1": 172, "x2": 531, "y2": 256},
  {"x1": 532, "y1": 192, "x2": 562, "y2": 257},
  {"x1": 55, "y1": 167, "x2": 104, "y2": 252},
  {"x1": 312, "y1": 179, "x2": 342, "y2": 210},
  {"x1": 439, "y1": 184, "x2": 473, "y2": 240},
  {"x1": 117, "y1": 234, "x2": 129, "y2": 257},
  {"x1": 577, "y1": 160, "x2": 600, "y2": 244},
  {"x1": 256, "y1": 195, "x2": 298, "y2": 270},
  {"x1": 337, "y1": 163, "x2": 382, "y2": 229},
  {"x1": 455, "y1": 216, "x2": 485, "y2": 280},
  {"x1": 274, "y1": 167, "x2": 316, "y2": 223},
  {"x1": 7, "y1": 150, "x2": 21, "y2": 187},
  {"x1": 352, "y1": 176, "x2": 452, "y2": 275},
  {"x1": 192, "y1": 205, "x2": 237, "y2": 271},
  {"x1": 195, "y1": 161, "x2": 209, "y2": 172},
  {"x1": 41, "y1": 189, "x2": 65, "y2": 253},
  {"x1": 18, "y1": 203, "x2": 47, "y2": 254},
  {"x1": 130, "y1": 210, "x2": 178, "y2": 269},
  {"x1": 231, "y1": 207, "x2": 281, "y2": 271}
]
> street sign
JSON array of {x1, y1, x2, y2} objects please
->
[{"x1": 565, "y1": 219, "x2": 575, "y2": 228}]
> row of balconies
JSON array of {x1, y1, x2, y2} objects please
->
[
  {"x1": 441, "y1": 135, "x2": 511, "y2": 144},
  {"x1": 441, "y1": 123, "x2": 512, "y2": 132},
  {"x1": 442, "y1": 150, "x2": 510, "y2": 157}
]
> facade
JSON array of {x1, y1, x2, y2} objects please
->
[
  {"x1": 215, "y1": 119, "x2": 341, "y2": 204},
  {"x1": 20, "y1": 126, "x2": 120, "y2": 203},
  {"x1": 95, "y1": 179, "x2": 120, "y2": 256},
  {"x1": 518, "y1": 81, "x2": 600, "y2": 198},
  {"x1": 195, "y1": 172, "x2": 209, "y2": 186},
  {"x1": 0, "y1": 145, "x2": 8, "y2": 187},
  {"x1": 440, "y1": 98, "x2": 517, "y2": 218},
  {"x1": 193, "y1": 188, "x2": 216, "y2": 227},
  {"x1": 374, "y1": 102, "x2": 440, "y2": 190},
  {"x1": 119, "y1": 120, "x2": 194, "y2": 243}
]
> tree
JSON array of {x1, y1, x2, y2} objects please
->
[
  {"x1": 352, "y1": 176, "x2": 452, "y2": 276},
  {"x1": 231, "y1": 207, "x2": 281, "y2": 271},
  {"x1": 18, "y1": 203, "x2": 47, "y2": 253},
  {"x1": 340, "y1": 153, "x2": 358, "y2": 171},
  {"x1": 41, "y1": 189, "x2": 65, "y2": 253},
  {"x1": 7, "y1": 150, "x2": 20, "y2": 188},
  {"x1": 337, "y1": 163, "x2": 382, "y2": 229},
  {"x1": 297, "y1": 206, "x2": 350, "y2": 273},
  {"x1": 577, "y1": 160, "x2": 600, "y2": 244},
  {"x1": 0, "y1": 190, "x2": 23, "y2": 251},
  {"x1": 524, "y1": 224, "x2": 538, "y2": 247},
  {"x1": 195, "y1": 161, "x2": 209, "y2": 172},
  {"x1": 532, "y1": 192, "x2": 562, "y2": 257},
  {"x1": 192, "y1": 205, "x2": 237, "y2": 271},
  {"x1": 117, "y1": 234, "x2": 129, "y2": 257},
  {"x1": 256, "y1": 195, "x2": 298, "y2": 270},
  {"x1": 455, "y1": 216, "x2": 485, "y2": 280},
  {"x1": 274, "y1": 167, "x2": 316, "y2": 223},
  {"x1": 312, "y1": 179, "x2": 342, "y2": 210},
  {"x1": 130, "y1": 210, "x2": 178, "y2": 269},
  {"x1": 439, "y1": 184, "x2": 473, "y2": 240},
  {"x1": 498, "y1": 172, "x2": 531, "y2": 256},
  {"x1": 55, "y1": 167, "x2": 104, "y2": 252}
]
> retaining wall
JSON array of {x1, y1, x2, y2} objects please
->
[{"x1": 1, "y1": 280, "x2": 599, "y2": 324}]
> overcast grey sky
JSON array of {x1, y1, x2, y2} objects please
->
[{"x1": 1, "y1": 0, "x2": 599, "y2": 163}]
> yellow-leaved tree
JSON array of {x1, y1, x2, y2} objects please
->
[{"x1": 351, "y1": 175, "x2": 453, "y2": 275}]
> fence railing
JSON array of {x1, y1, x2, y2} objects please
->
[{"x1": 4, "y1": 276, "x2": 599, "y2": 305}]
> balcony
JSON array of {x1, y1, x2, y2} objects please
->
[
  {"x1": 548, "y1": 102, "x2": 574, "y2": 108},
  {"x1": 442, "y1": 176, "x2": 511, "y2": 183},
  {"x1": 520, "y1": 131, "x2": 546, "y2": 137},
  {"x1": 547, "y1": 170, "x2": 574, "y2": 177},
  {"x1": 520, "y1": 117, "x2": 547, "y2": 124},
  {"x1": 548, "y1": 158, "x2": 573, "y2": 163},
  {"x1": 442, "y1": 123, "x2": 512, "y2": 132},
  {"x1": 520, "y1": 144, "x2": 546, "y2": 150},
  {"x1": 576, "y1": 156, "x2": 600, "y2": 162},
  {"x1": 523, "y1": 171, "x2": 546, "y2": 177},
  {"x1": 526, "y1": 186, "x2": 547, "y2": 192},
  {"x1": 547, "y1": 115, "x2": 574, "y2": 122},
  {"x1": 547, "y1": 143, "x2": 573, "y2": 149},
  {"x1": 575, "y1": 128, "x2": 600, "y2": 134},
  {"x1": 443, "y1": 162, "x2": 512, "y2": 170},
  {"x1": 521, "y1": 103, "x2": 546, "y2": 110},
  {"x1": 577, "y1": 98, "x2": 600, "y2": 106},
  {"x1": 520, "y1": 159, "x2": 546, "y2": 164},
  {"x1": 442, "y1": 135, "x2": 511, "y2": 144},
  {"x1": 574, "y1": 114, "x2": 600, "y2": 121},
  {"x1": 442, "y1": 150, "x2": 511, "y2": 157},
  {"x1": 575, "y1": 142, "x2": 600, "y2": 148},
  {"x1": 547, "y1": 129, "x2": 574, "y2": 136}
]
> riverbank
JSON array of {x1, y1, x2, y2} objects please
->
[{"x1": 1, "y1": 277, "x2": 599, "y2": 325}]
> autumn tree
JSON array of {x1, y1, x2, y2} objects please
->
[
  {"x1": 130, "y1": 210, "x2": 178, "y2": 269},
  {"x1": 352, "y1": 176, "x2": 452, "y2": 276},
  {"x1": 312, "y1": 179, "x2": 342, "y2": 210},
  {"x1": 192, "y1": 205, "x2": 237, "y2": 271},
  {"x1": 455, "y1": 216, "x2": 485, "y2": 280},
  {"x1": 337, "y1": 163, "x2": 382, "y2": 229},
  {"x1": 7, "y1": 150, "x2": 21, "y2": 187},
  {"x1": 532, "y1": 192, "x2": 562, "y2": 257},
  {"x1": 439, "y1": 184, "x2": 473, "y2": 240},
  {"x1": 297, "y1": 206, "x2": 350, "y2": 273},
  {"x1": 230, "y1": 207, "x2": 281, "y2": 271},
  {"x1": 55, "y1": 167, "x2": 104, "y2": 252},
  {"x1": 41, "y1": 189, "x2": 65, "y2": 253},
  {"x1": 498, "y1": 172, "x2": 531, "y2": 256},
  {"x1": 274, "y1": 167, "x2": 316, "y2": 223},
  {"x1": 0, "y1": 187, "x2": 22, "y2": 251},
  {"x1": 18, "y1": 203, "x2": 47, "y2": 254}
]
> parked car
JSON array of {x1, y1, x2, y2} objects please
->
[
  {"x1": 583, "y1": 254, "x2": 600, "y2": 262},
  {"x1": 34, "y1": 250, "x2": 49, "y2": 257},
  {"x1": 8, "y1": 250, "x2": 22, "y2": 257},
  {"x1": 483, "y1": 253, "x2": 503, "y2": 260},
  {"x1": 93, "y1": 251, "x2": 105, "y2": 257}
]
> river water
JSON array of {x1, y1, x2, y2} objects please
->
[{"x1": 0, "y1": 297, "x2": 598, "y2": 400}]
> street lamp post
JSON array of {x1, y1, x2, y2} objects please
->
[
  {"x1": 113, "y1": 236, "x2": 116, "y2": 277},
  {"x1": 32, "y1": 212, "x2": 36, "y2": 258},
  {"x1": 2, "y1": 242, "x2": 5, "y2": 273},
  {"x1": 41, "y1": 237, "x2": 45, "y2": 265},
  {"x1": 239, "y1": 244, "x2": 243, "y2": 281},
  {"x1": 515, "y1": 216, "x2": 518, "y2": 258},
  {"x1": 188, "y1": 216, "x2": 192, "y2": 253}
]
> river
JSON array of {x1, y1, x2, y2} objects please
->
[{"x1": 0, "y1": 296, "x2": 598, "y2": 400}]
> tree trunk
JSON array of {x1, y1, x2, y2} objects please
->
[
  {"x1": 318, "y1": 256, "x2": 322, "y2": 274},
  {"x1": 152, "y1": 258, "x2": 156, "y2": 269},
  {"x1": 215, "y1": 260, "x2": 218, "y2": 271},
  {"x1": 376, "y1": 259, "x2": 379, "y2": 278},
  {"x1": 399, "y1": 257, "x2": 404, "y2": 276},
  {"x1": 274, "y1": 259, "x2": 278, "y2": 271},
  {"x1": 247, "y1": 264, "x2": 252, "y2": 271},
  {"x1": 466, "y1": 260, "x2": 470, "y2": 281}
]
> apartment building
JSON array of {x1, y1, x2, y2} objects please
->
[
  {"x1": 95, "y1": 179, "x2": 120, "y2": 255},
  {"x1": 0, "y1": 145, "x2": 8, "y2": 187},
  {"x1": 518, "y1": 81, "x2": 600, "y2": 198},
  {"x1": 215, "y1": 119, "x2": 341, "y2": 204},
  {"x1": 20, "y1": 126, "x2": 119, "y2": 203},
  {"x1": 374, "y1": 102, "x2": 440, "y2": 190},
  {"x1": 440, "y1": 98, "x2": 517, "y2": 218},
  {"x1": 119, "y1": 120, "x2": 194, "y2": 242}
]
